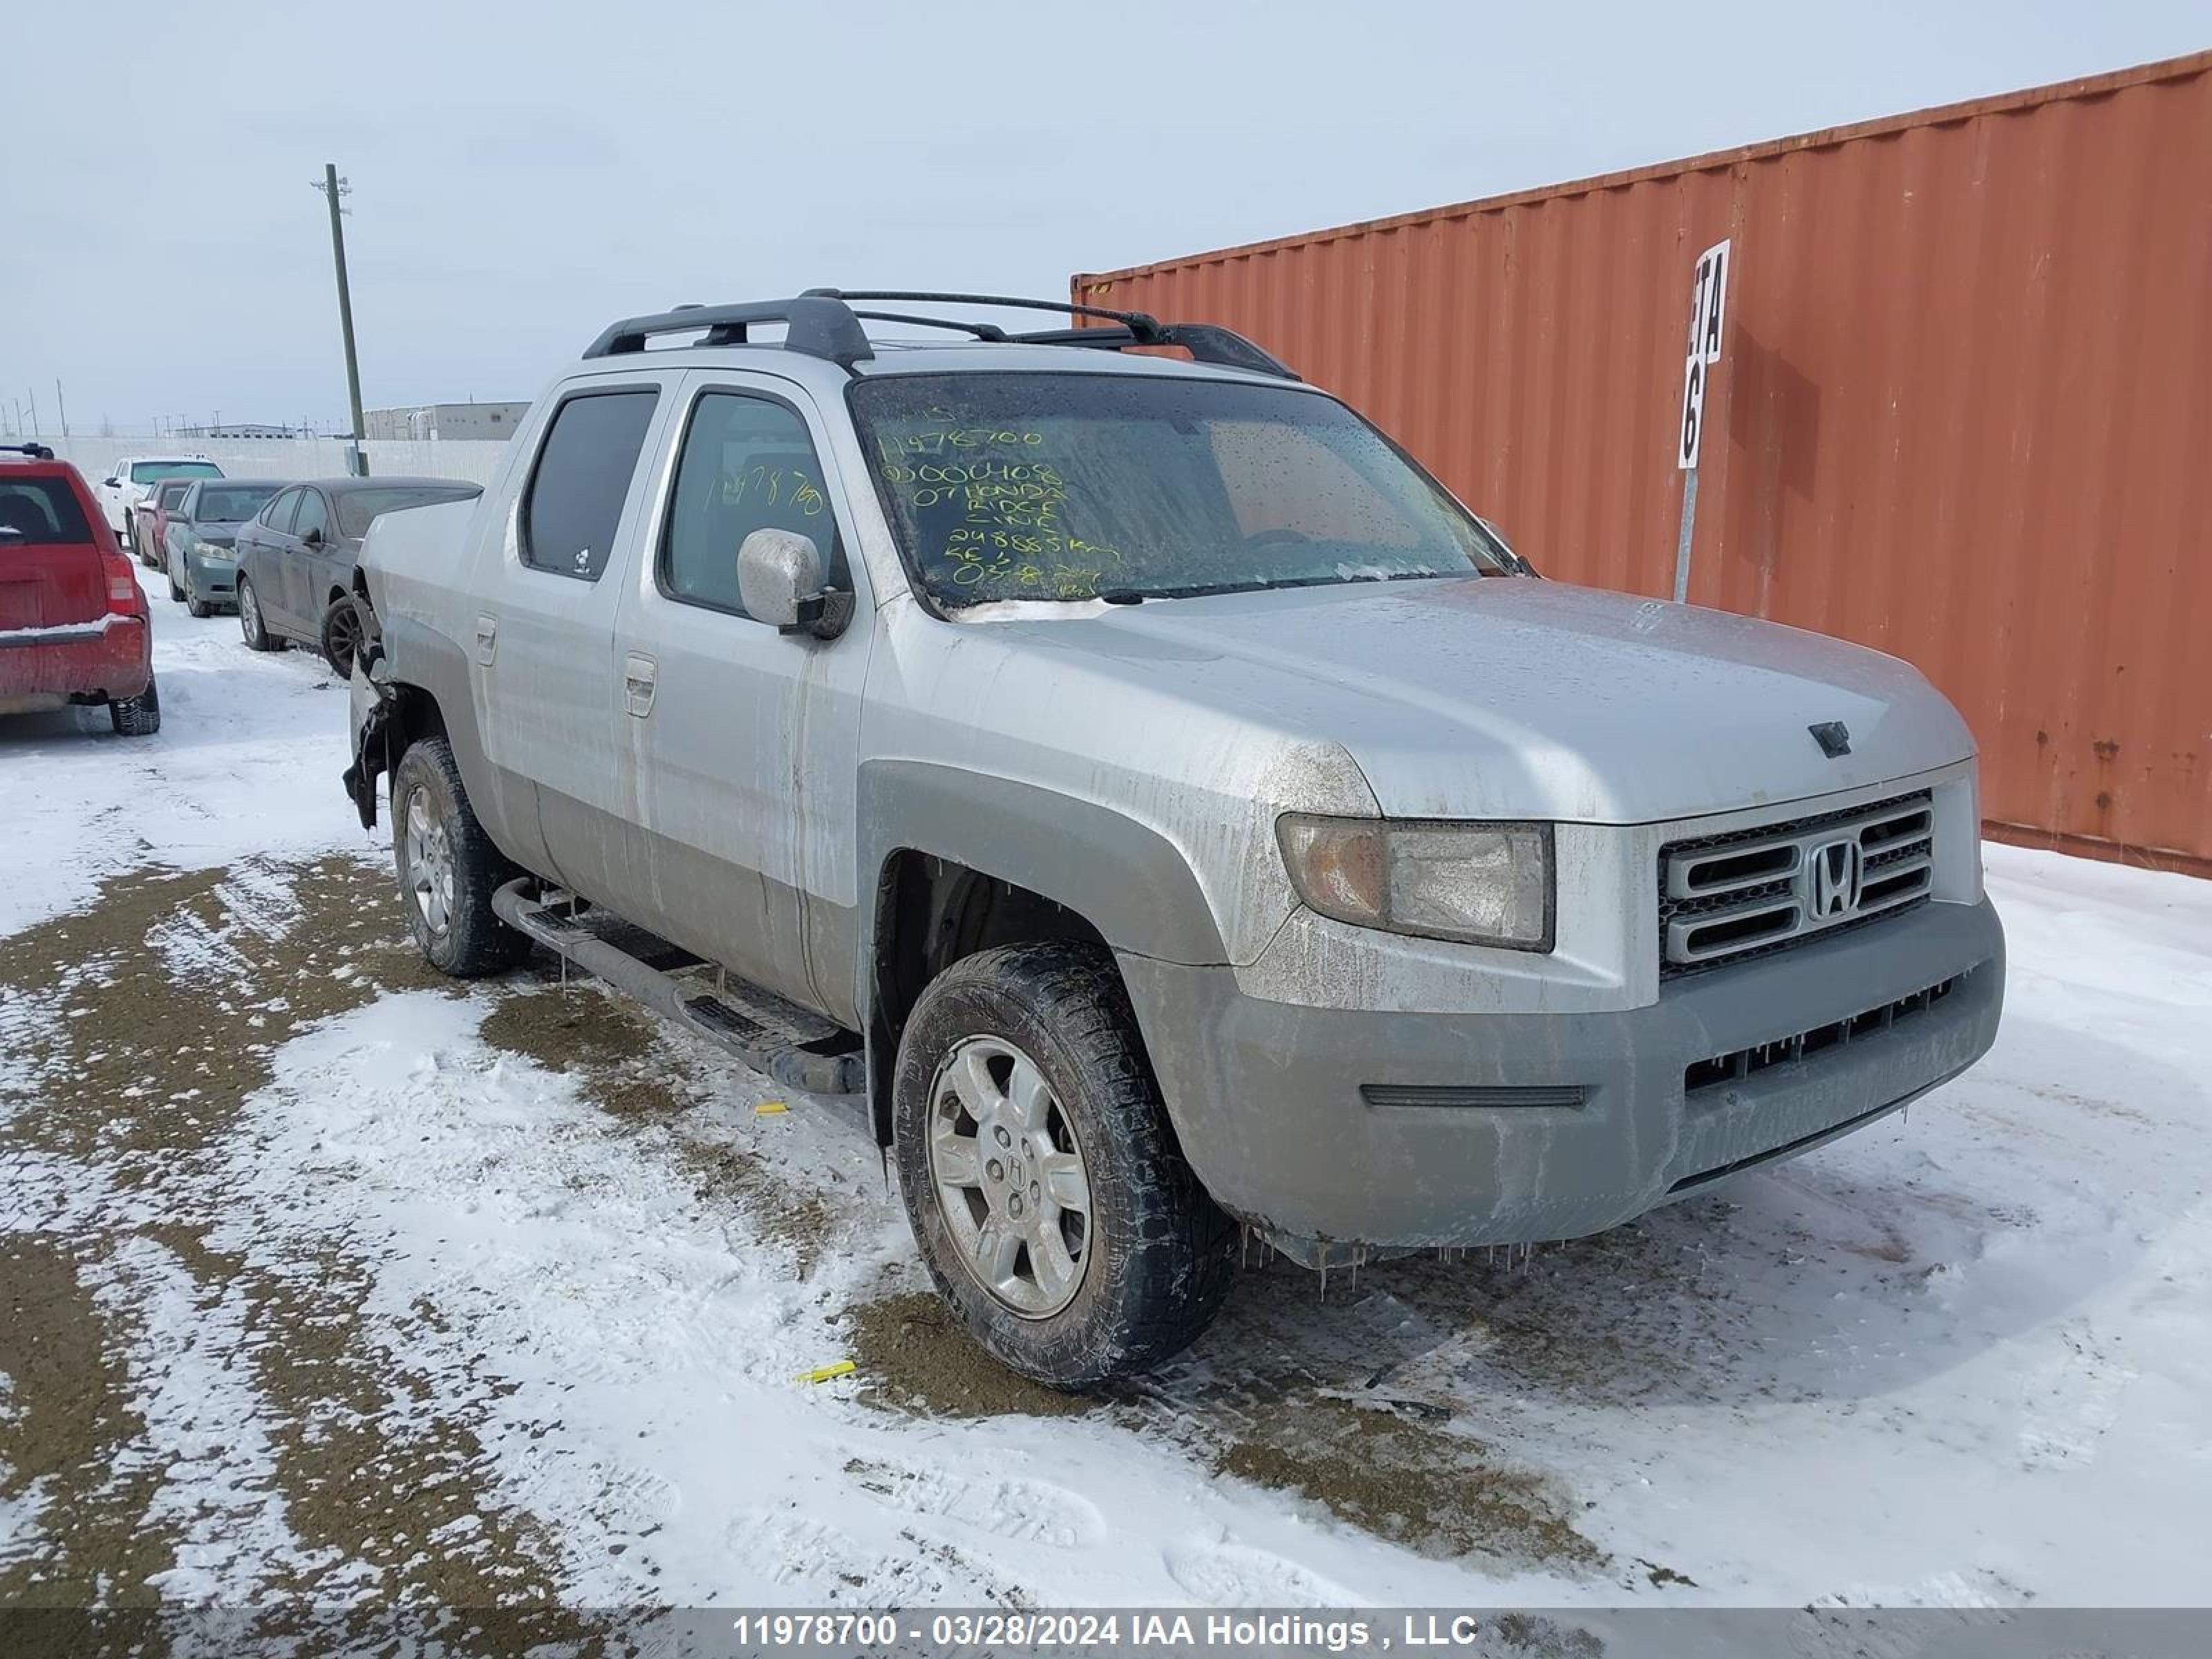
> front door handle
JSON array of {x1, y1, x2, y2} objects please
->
[
  {"x1": 624, "y1": 653, "x2": 657, "y2": 718},
  {"x1": 474, "y1": 613, "x2": 497, "y2": 666}
]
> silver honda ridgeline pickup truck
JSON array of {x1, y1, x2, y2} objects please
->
[{"x1": 344, "y1": 290, "x2": 2004, "y2": 1389}]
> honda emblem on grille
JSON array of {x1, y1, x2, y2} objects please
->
[{"x1": 1807, "y1": 838, "x2": 1864, "y2": 918}]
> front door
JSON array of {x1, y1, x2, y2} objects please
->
[
  {"x1": 284, "y1": 487, "x2": 335, "y2": 631},
  {"x1": 469, "y1": 375, "x2": 675, "y2": 918},
  {"x1": 610, "y1": 369, "x2": 874, "y2": 1022},
  {"x1": 238, "y1": 487, "x2": 299, "y2": 630}
]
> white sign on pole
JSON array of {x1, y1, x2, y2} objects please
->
[{"x1": 1676, "y1": 237, "x2": 1730, "y2": 470}]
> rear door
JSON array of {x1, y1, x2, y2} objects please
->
[
  {"x1": 471, "y1": 375, "x2": 676, "y2": 915},
  {"x1": 0, "y1": 471, "x2": 105, "y2": 635}
]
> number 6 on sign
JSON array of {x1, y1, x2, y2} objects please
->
[{"x1": 1678, "y1": 353, "x2": 1707, "y2": 470}]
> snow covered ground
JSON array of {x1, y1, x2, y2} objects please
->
[{"x1": 1, "y1": 570, "x2": 2209, "y2": 1614}]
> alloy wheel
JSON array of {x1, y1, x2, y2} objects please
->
[
  {"x1": 928, "y1": 1035, "x2": 1092, "y2": 1318},
  {"x1": 402, "y1": 786, "x2": 456, "y2": 938}
]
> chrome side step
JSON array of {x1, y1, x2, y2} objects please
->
[{"x1": 491, "y1": 879, "x2": 865, "y2": 1096}]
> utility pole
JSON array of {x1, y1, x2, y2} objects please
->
[
  {"x1": 313, "y1": 163, "x2": 368, "y2": 476},
  {"x1": 55, "y1": 379, "x2": 69, "y2": 438},
  {"x1": 26, "y1": 388, "x2": 39, "y2": 435}
]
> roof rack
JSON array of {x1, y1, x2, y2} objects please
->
[
  {"x1": 1, "y1": 442, "x2": 57, "y2": 460},
  {"x1": 581, "y1": 290, "x2": 1297, "y2": 379}
]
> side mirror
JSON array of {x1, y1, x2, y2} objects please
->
[
  {"x1": 303, "y1": 526, "x2": 324, "y2": 547},
  {"x1": 102, "y1": 476, "x2": 120, "y2": 488},
  {"x1": 736, "y1": 528, "x2": 852, "y2": 639}
]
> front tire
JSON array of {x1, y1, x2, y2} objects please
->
[
  {"x1": 237, "y1": 575, "x2": 280, "y2": 650},
  {"x1": 391, "y1": 737, "x2": 530, "y2": 977},
  {"x1": 167, "y1": 560, "x2": 185, "y2": 602},
  {"x1": 892, "y1": 941, "x2": 1235, "y2": 1391},
  {"x1": 320, "y1": 595, "x2": 366, "y2": 679}
]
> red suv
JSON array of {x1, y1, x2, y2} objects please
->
[{"x1": 0, "y1": 445, "x2": 160, "y2": 734}]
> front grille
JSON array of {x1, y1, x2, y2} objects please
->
[
  {"x1": 1683, "y1": 974, "x2": 1960, "y2": 1095},
  {"x1": 1658, "y1": 791, "x2": 1934, "y2": 978}
]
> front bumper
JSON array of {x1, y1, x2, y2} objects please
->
[
  {"x1": 0, "y1": 615, "x2": 152, "y2": 705},
  {"x1": 1119, "y1": 895, "x2": 2005, "y2": 1259},
  {"x1": 184, "y1": 549, "x2": 238, "y2": 601}
]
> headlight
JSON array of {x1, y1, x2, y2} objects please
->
[
  {"x1": 1276, "y1": 816, "x2": 1554, "y2": 951},
  {"x1": 193, "y1": 541, "x2": 232, "y2": 559}
]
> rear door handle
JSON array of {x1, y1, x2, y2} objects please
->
[
  {"x1": 474, "y1": 613, "x2": 497, "y2": 666},
  {"x1": 624, "y1": 653, "x2": 657, "y2": 718}
]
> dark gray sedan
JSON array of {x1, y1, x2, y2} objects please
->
[
  {"x1": 163, "y1": 479, "x2": 290, "y2": 615},
  {"x1": 233, "y1": 477, "x2": 480, "y2": 673}
]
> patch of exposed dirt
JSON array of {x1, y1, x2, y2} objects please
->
[
  {"x1": 1214, "y1": 1395, "x2": 1607, "y2": 1572},
  {"x1": 0, "y1": 1235, "x2": 175, "y2": 1607},
  {"x1": 0, "y1": 856, "x2": 570, "y2": 1608},
  {"x1": 843, "y1": 1291, "x2": 1097, "y2": 1420}
]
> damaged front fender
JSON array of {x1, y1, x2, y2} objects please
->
[{"x1": 341, "y1": 651, "x2": 395, "y2": 832}]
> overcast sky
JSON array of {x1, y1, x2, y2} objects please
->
[{"x1": 4, "y1": 1, "x2": 2203, "y2": 435}]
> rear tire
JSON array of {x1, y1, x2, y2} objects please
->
[
  {"x1": 892, "y1": 941, "x2": 1235, "y2": 1391},
  {"x1": 237, "y1": 575, "x2": 280, "y2": 650},
  {"x1": 391, "y1": 737, "x2": 531, "y2": 977},
  {"x1": 109, "y1": 675, "x2": 160, "y2": 736}
]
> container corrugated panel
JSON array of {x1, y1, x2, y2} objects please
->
[{"x1": 1077, "y1": 53, "x2": 2212, "y2": 874}]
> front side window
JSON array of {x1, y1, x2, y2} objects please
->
[
  {"x1": 156, "y1": 481, "x2": 193, "y2": 510},
  {"x1": 336, "y1": 485, "x2": 478, "y2": 538},
  {"x1": 293, "y1": 489, "x2": 330, "y2": 541},
  {"x1": 661, "y1": 393, "x2": 839, "y2": 616},
  {"x1": 131, "y1": 460, "x2": 222, "y2": 485},
  {"x1": 521, "y1": 389, "x2": 659, "y2": 580},
  {"x1": 261, "y1": 488, "x2": 301, "y2": 531},
  {"x1": 850, "y1": 373, "x2": 1509, "y2": 607}
]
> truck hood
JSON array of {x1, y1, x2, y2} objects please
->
[{"x1": 1004, "y1": 577, "x2": 1974, "y2": 823}]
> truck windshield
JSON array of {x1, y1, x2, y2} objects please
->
[
  {"x1": 849, "y1": 372, "x2": 1509, "y2": 606},
  {"x1": 131, "y1": 462, "x2": 222, "y2": 484}
]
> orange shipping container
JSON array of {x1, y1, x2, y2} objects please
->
[{"x1": 1076, "y1": 52, "x2": 2212, "y2": 875}]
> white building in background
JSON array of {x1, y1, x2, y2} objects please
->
[{"x1": 363, "y1": 401, "x2": 530, "y2": 441}]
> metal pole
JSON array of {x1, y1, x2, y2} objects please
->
[
  {"x1": 26, "y1": 388, "x2": 38, "y2": 435},
  {"x1": 1671, "y1": 466, "x2": 1699, "y2": 604},
  {"x1": 321, "y1": 162, "x2": 368, "y2": 476},
  {"x1": 55, "y1": 379, "x2": 68, "y2": 438}
]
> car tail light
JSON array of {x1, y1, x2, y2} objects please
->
[{"x1": 102, "y1": 550, "x2": 141, "y2": 613}]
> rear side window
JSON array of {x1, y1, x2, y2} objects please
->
[
  {"x1": 661, "y1": 393, "x2": 838, "y2": 617},
  {"x1": 0, "y1": 479, "x2": 95, "y2": 546},
  {"x1": 521, "y1": 390, "x2": 659, "y2": 581}
]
